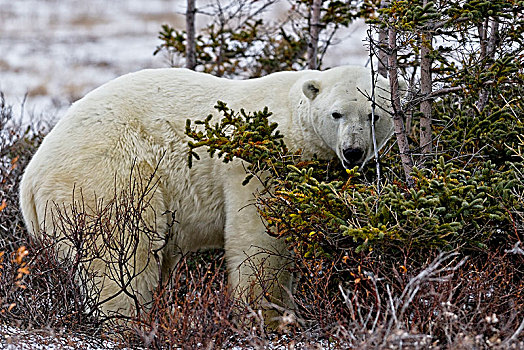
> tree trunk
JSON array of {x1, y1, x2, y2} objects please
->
[
  {"x1": 476, "y1": 18, "x2": 499, "y2": 113},
  {"x1": 388, "y1": 26, "x2": 414, "y2": 186},
  {"x1": 419, "y1": 29, "x2": 433, "y2": 154},
  {"x1": 307, "y1": 0, "x2": 322, "y2": 69},
  {"x1": 377, "y1": 29, "x2": 388, "y2": 77},
  {"x1": 186, "y1": 0, "x2": 197, "y2": 70},
  {"x1": 376, "y1": 0, "x2": 390, "y2": 77}
]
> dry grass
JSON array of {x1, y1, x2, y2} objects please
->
[
  {"x1": 27, "y1": 83, "x2": 50, "y2": 97},
  {"x1": 139, "y1": 13, "x2": 184, "y2": 27},
  {"x1": 68, "y1": 14, "x2": 109, "y2": 28}
]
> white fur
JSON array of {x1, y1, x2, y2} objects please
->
[{"x1": 19, "y1": 66, "x2": 394, "y2": 317}]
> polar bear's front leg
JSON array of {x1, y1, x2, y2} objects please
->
[
  {"x1": 224, "y1": 220, "x2": 294, "y2": 324},
  {"x1": 222, "y1": 172, "x2": 294, "y2": 325}
]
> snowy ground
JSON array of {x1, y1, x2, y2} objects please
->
[
  {"x1": 0, "y1": 325, "x2": 137, "y2": 350},
  {"x1": 1, "y1": 0, "x2": 188, "y2": 124},
  {"x1": 0, "y1": 0, "x2": 368, "y2": 125}
]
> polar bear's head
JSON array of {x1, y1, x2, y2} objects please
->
[{"x1": 300, "y1": 66, "x2": 400, "y2": 169}]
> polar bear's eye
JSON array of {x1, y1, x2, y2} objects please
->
[{"x1": 331, "y1": 112, "x2": 343, "y2": 119}]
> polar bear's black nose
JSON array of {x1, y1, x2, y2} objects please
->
[{"x1": 343, "y1": 148, "x2": 364, "y2": 166}]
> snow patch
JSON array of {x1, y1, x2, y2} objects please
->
[{"x1": 0, "y1": 325, "x2": 136, "y2": 350}]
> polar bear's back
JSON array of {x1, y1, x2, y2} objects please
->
[
  {"x1": 63, "y1": 68, "x2": 232, "y2": 128},
  {"x1": 27, "y1": 69, "x2": 237, "y2": 176},
  {"x1": 53, "y1": 68, "x2": 306, "y2": 140}
]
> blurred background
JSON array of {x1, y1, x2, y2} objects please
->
[{"x1": 0, "y1": 0, "x2": 367, "y2": 123}]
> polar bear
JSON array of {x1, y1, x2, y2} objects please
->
[{"x1": 19, "y1": 66, "x2": 395, "y2": 320}]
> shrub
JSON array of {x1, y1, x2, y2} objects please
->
[
  {"x1": 185, "y1": 103, "x2": 523, "y2": 255},
  {"x1": 186, "y1": 100, "x2": 524, "y2": 347},
  {"x1": 0, "y1": 94, "x2": 100, "y2": 332}
]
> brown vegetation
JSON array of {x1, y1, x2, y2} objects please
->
[{"x1": 1, "y1": 93, "x2": 523, "y2": 348}]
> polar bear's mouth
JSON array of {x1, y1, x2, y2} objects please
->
[{"x1": 342, "y1": 147, "x2": 364, "y2": 168}]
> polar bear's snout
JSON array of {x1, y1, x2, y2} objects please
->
[{"x1": 342, "y1": 147, "x2": 365, "y2": 168}]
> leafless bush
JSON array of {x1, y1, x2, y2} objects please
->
[
  {"x1": 45, "y1": 161, "x2": 170, "y2": 320},
  {"x1": 114, "y1": 251, "x2": 236, "y2": 348},
  {"x1": 0, "y1": 94, "x2": 44, "y2": 251},
  {"x1": 295, "y1": 251, "x2": 524, "y2": 349},
  {"x1": 0, "y1": 93, "x2": 99, "y2": 333}
]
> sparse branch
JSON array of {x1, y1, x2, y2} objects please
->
[
  {"x1": 428, "y1": 86, "x2": 464, "y2": 98},
  {"x1": 422, "y1": 16, "x2": 471, "y2": 31},
  {"x1": 367, "y1": 26, "x2": 382, "y2": 192},
  {"x1": 317, "y1": 25, "x2": 337, "y2": 66}
]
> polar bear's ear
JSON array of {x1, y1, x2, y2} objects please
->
[{"x1": 302, "y1": 80, "x2": 321, "y2": 100}]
